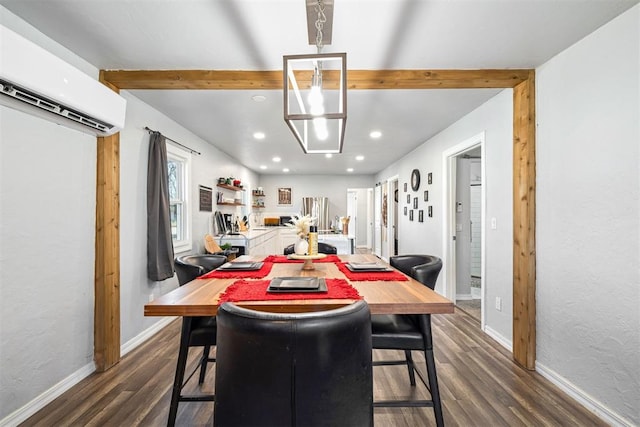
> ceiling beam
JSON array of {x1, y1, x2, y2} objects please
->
[
  {"x1": 101, "y1": 69, "x2": 531, "y2": 90},
  {"x1": 97, "y1": 67, "x2": 537, "y2": 371}
]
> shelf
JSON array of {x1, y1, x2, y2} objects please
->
[
  {"x1": 252, "y1": 205, "x2": 265, "y2": 208},
  {"x1": 217, "y1": 183, "x2": 245, "y2": 192},
  {"x1": 218, "y1": 202, "x2": 244, "y2": 206},
  {"x1": 252, "y1": 191, "x2": 265, "y2": 196}
]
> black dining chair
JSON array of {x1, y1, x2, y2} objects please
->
[
  {"x1": 283, "y1": 241, "x2": 337, "y2": 255},
  {"x1": 169, "y1": 254, "x2": 227, "y2": 427},
  {"x1": 214, "y1": 300, "x2": 373, "y2": 427},
  {"x1": 371, "y1": 255, "x2": 445, "y2": 427}
]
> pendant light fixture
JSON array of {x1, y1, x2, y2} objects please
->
[{"x1": 283, "y1": 0, "x2": 347, "y2": 154}]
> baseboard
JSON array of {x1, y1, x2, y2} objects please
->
[
  {"x1": 0, "y1": 362, "x2": 95, "y2": 427},
  {"x1": 483, "y1": 325, "x2": 513, "y2": 352},
  {"x1": 121, "y1": 316, "x2": 176, "y2": 356},
  {"x1": 0, "y1": 317, "x2": 177, "y2": 427},
  {"x1": 535, "y1": 362, "x2": 634, "y2": 427}
]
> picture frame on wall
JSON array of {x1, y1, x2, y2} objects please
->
[
  {"x1": 409, "y1": 210, "x2": 414, "y2": 221},
  {"x1": 407, "y1": 194, "x2": 411, "y2": 204},
  {"x1": 199, "y1": 185, "x2": 213, "y2": 212},
  {"x1": 418, "y1": 210, "x2": 424, "y2": 222},
  {"x1": 413, "y1": 197, "x2": 418, "y2": 209},
  {"x1": 404, "y1": 182, "x2": 407, "y2": 192},
  {"x1": 428, "y1": 172, "x2": 433, "y2": 185},
  {"x1": 428, "y1": 205, "x2": 433, "y2": 217},
  {"x1": 424, "y1": 190, "x2": 429, "y2": 202},
  {"x1": 277, "y1": 187, "x2": 292, "y2": 205},
  {"x1": 404, "y1": 206, "x2": 407, "y2": 215}
]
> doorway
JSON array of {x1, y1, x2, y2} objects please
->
[{"x1": 442, "y1": 132, "x2": 486, "y2": 327}]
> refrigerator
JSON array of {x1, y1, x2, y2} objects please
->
[{"x1": 301, "y1": 197, "x2": 329, "y2": 231}]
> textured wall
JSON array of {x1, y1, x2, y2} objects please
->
[
  {"x1": 0, "y1": 107, "x2": 96, "y2": 417},
  {"x1": 376, "y1": 88, "x2": 514, "y2": 341},
  {"x1": 536, "y1": 6, "x2": 640, "y2": 425}
]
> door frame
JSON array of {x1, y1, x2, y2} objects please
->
[{"x1": 442, "y1": 132, "x2": 486, "y2": 329}]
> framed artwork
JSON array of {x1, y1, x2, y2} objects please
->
[
  {"x1": 418, "y1": 210, "x2": 424, "y2": 222},
  {"x1": 428, "y1": 205, "x2": 433, "y2": 217},
  {"x1": 424, "y1": 190, "x2": 429, "y2": 202},
  {"x1": 199, "y1": 185, "x2": 212, "y2": 212},
  {"x1": 407, "y1": 194, "x2": 411, "y2": 204},
  {"x1": 404, "y1": 206, "x2": 407, "y2": 215},
  {"x1": 409, "y1": 210, "x2": 414, "y2": 221},
  {"x1": 277, "y1": 187, "x2": 292, "y2": 205},
  {"x1": 404, "y1": 182, "x2": 408, "y2": 192},
  {"x1": 427, "y1": 172, "x2": 433, "y2": 185},
  {"x1": 413, "y1": 197, "x2": 418, "y2": 209},
  {"x1": 411, "y1": 169, "x2": 421, "y2": 191}
]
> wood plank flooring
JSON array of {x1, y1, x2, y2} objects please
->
[{"x1": 21, "y1": 309, "x2": 605, "y2": 427}]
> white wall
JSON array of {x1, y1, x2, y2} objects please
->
[
  {"x1": 536, "y1": 5, "x2": 639, "y2": 425},
  {"x1": 376, "y1": 88, "x2": 514, "y2": 343},
  {"x1": 118, "y1": 92, "x2": 258, "y2": 345},
  {"x1": 0, "y1": 8, "x2": 258, "y2": 422},
  {"x1": 255, "y1": 174, "x2": 374, "y2": 224},
  {"x1": 0, "y1": 106, "x2": 97, "y2": 420}
]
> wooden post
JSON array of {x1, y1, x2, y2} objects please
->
[
  {"x1": 512, "y1": 72, "x2": 536, "y2": 369},
  {"x1": 94, "y1": 73, "x2": 121, "y2": 371}
]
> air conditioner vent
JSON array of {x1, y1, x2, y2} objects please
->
[{"x1": 1, "y1": 78, "x2": 113, "y2": 133}]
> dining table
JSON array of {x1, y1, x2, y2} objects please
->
[{"x1": 144, "y1": 254, "x2": 454, "y2": 317}]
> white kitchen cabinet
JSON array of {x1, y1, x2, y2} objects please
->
[{"x1": 279, "y1": 228, "x2": 298, "y2": 253}]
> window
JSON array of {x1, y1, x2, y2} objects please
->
[{"x1": 167, "y1": 143, "x2": 192, "y2": 253}]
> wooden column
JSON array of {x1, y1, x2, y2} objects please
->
[
  {"x1": 94, "y1": 73, "x2": 121, "y2": 372},
  {"x1": 512, "y1": 72, "x2": 536, "y2": 369}
]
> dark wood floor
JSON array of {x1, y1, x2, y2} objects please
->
[{"x1": 21, "y1": 309, "x2": 605, "y2": 427}]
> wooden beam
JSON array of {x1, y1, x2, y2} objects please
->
[
  {"x1": 99, "y1": 67, "x2": 537, "y2": 370},
  {"x1": 94, "y1": 71, "x2": 121, "y2": 372},
  {"x1": 101, "y1": 69, "x2": 531, "y2": 90},
  {"x1": 512, "y1": 71, "x2": 536, "y2": 370}
]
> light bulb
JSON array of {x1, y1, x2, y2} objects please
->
[
  {"x1": 308, "y1": 85, "x2": 324, "y2": 116},
  {"x1": 313, "y1": 117, "x2": 328, "y2": 140}
]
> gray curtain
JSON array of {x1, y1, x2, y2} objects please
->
[{"x1": 147, "y1": 131, "x2": 175, "y2": 281}]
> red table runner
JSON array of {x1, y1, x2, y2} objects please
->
[
  {"x1": 335, "y1": 262, "x2": 409, "y2": 281},
  {"x1": 263, "y1": 254, "x2": 342, "y2": 264},
  {"x1": 218, "y1": 279, "x2": 362, "y2": 303},
  {"x1": 198, "y1": 262, "x2": 274, "y2": 279}
]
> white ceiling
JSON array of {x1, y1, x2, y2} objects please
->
[{"x1": 2, "y1": 0, "x2": 637, "y2": 175}]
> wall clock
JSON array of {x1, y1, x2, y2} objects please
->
[{"x1": 411, "y1": 169, "x2": 421, "y2": 191}]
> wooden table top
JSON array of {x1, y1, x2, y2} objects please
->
[{"x1": 144, "y1": 254, "x2": 454, "y2": 317}]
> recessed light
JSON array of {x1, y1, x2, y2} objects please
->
[
  {"x1": 259, "y1": 165, "x2": 267, "y2": 170},
  {"x1": 325, "y1": 153, "x2": 333, "y2": 158},
  {"x1": 370, "y1": 130, "x2": 382, "y2": 139},
  {"x1": 346, "y1": 168, "x2": 354, "y2": 172},
  {"x1": 283, "y1": 168, "x2": 290, "y2": 173},
  {"x1": 272, "y1": 156, "x2": 281, "y2": 162},
  {"x1": 253, "y1": 132, "x2": 265, "y2": 140},
  {"x1": 355, "y1": 155, "x2": 364, "y2": 161},
  {"x1": 252, "y1": 95, "x2": 266, "y2": 102}
]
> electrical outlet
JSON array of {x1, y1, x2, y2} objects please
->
[{"x1": 495, "y1": 296, "x2": 502, "y2": 311}]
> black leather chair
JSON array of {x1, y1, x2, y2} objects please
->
[
  {"x1": 283, "y1": 241, "x2": 338, "y2": 255},
  {"x1": 214, "y1": 301, "x2": 373, "y2": 427},
  {"x1": 169, "y1": 254, "x2": 227, "y2": 426},
  {"x1": 389, "y1": 254, "x2": 434, "y2": 277},
  {"x1": 371, "y1": 255, "x2": 444, "y2": 427}
]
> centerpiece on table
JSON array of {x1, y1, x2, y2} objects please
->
[{"x1": 287, "y1": 214, "x2": 316, "y2": 255}]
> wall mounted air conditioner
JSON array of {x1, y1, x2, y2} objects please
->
[{"x1": 0, "y1": 24, "x2": 126, "y2": 136}]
